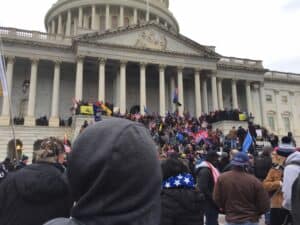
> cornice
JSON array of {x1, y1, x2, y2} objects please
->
[
  {"x1": 75, "y1": 22, "x2": 220, "y2": 59},
  {"x1": 217, "y1": 63, "x2": 268, "y2": 73}
]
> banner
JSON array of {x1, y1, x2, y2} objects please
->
[
  {"x1": 80, "y1": 105, "x2": 94, "y2": 115},
  {"x1": 0, "y1": 55, "x2": 8, "y2": 97},
  {"x1": 239, "y1": 113, "x2": 247, "y2": 121}
]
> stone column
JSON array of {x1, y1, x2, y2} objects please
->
[
  {"x1": 120, "y1": 61, "x2": 127, "y2": 114},
  {"x1": 0, "y1": 56, "x2": 15, "y2": 126},
  {"x1": 194, "y1": 69, "x2": 202, "y2": 117},
  {"x1": 246, "y1": 81, "x2": 253, "y2": 114},
  {"x1": 202, "y1": 78, "x2": 208, "y2": 113},
  {"x1": 65, "y1": 10, "x2": 72, "y2": 36},
  {"x1": 259, "y1": 83, "x2": 266, "y2": 127},
  {"x1": 119, "y1": 6, "x2": 124, "y2": 27},
  {"x1": 91, "y1": 5, "x2": 97, "y2": 30},
  {"x1": 159, "y1": 65, "x2": 166, "y2": 116},
  {"x1": 211, "y1": 72, "x2": 218, "y2": 111},
  {"x1": 177, "y1": 67, "x2": 184, "y2": 116},
  {"x1": 49, "y1": 60, "x2": 61, "y2": 127},
  {"x1": 57, "y1": 15, "x2": 63, "y2": 35},
  {"x1": 105, "y1": 5, "x2": 110, "y2": 30},
  {"x1": 75, "y1": 56, "x2": 84, "y2": 101},
  {"x1": 275, "y1": 90, "x2": 284, "y2": 134},
  {"x1": 133, "y1": 8, "x2": 138, "y2": 24},
  {"x1": 289, "y1": 92, "x2": 300, "y2": 134},
  {"x1": 51, "y1": 20, "x2": 56, "y2": 34},
  {"x1": 156, "y1": 17, "x2": 160, "y2": 23},
  {"x1": 217, "y1": 78, "x2": 224, "y2": 110},
  {"x1": 231, "y1": 79, "x2": 238, "y2": 109},
  {"x1": 98, "y1": 58, "x2": 106, "y2": 102},
  {"x1": 140, "y1": 63, "x2": 147, "y2": 115},
  {"x1": 78, "y1": 7, "x2": 83, "y2": 28},
  {"x1": 25, "y1": 58, "x2": 39, "y2": 126},
  {"x1": 170, "y1": 75, "x2": 176, "y2": 112}
]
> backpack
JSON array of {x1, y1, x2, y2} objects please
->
[{"x1": 254, "y1": 155, "x2": 272, "y2": 180}]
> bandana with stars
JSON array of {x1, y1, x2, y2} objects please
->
[{"x1": 162, "y1": 173, "x2": 195, "y2": 189}]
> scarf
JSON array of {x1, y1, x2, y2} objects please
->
[{"x1": 162, "y1": 173, "x2": 195, "y2": 189}]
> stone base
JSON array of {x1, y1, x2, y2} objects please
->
[
  {"x1": 0, "y1": 116, "x2": 10, "y2": 126},
  {"x1": 24, "y1": 116, "x2": 36, "y2": 126},
  {"x1": 49, "y1": 117, "x2": 60, "y2": 127}
]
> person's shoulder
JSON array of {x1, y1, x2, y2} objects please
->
[{"x1": 44, "y1": 218, "x2": 79, "y2": 225}]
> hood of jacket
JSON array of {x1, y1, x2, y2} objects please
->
[
  {"x1": 285, "y1": 151, "x2": 300, "y2": 165},
  {"x1": 12, "y1": 163, "x2": 69, "y2": 203},
  {"x1": 69, "y1": 118, "x2": 162, "y2": 225}
]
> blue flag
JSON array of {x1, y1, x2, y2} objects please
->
[{"x1": 242, "y1": 131, "x2": 253, "y2": 153}]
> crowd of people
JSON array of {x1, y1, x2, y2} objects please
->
[{"x1": 0, "y1": 114, "x2": 299, "y2": 225}]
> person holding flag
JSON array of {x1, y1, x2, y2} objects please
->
[{"x1": 242, "y1": 131, "x2": 253, "y2": 154}]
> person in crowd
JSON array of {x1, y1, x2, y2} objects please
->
[
  {"x1": 222, "y1": 149, "x2": 239, "y2": 173},
  {"x1": 269, "y1": 133, "x2": 279, "y2": 148},
  {"x1": 0, "y1": 137, "x2": 72, "y2": 225},
  {"x1": 291, "y1": 170, "x2": 300, "y2": 224},
  {"x1": 237, "y1": 126, "x2": 247, "y2": 147},
  {"x1": 2, "y1": 157, "x2": 14, "y2": 172},
  {"x1": 263, "y1": 150, "x2": 289, "y2": 225},
  {"x1": 44, "y1": 118, "x2": 162, "y2": 225},
  {"x1": 254, "y1": 146, "x2": 273, "y2": 181},
  {"x1": 160, "y1": 158, "x2": 205, "y2": 225},
  {"x1": 282, "y1": 150, "x2": 300, "y2": 224},
  {"x1": 195, "y1": 151, "x2": 220, "y2": 225},
  {"x1": 288, "y1": 132, "x2": 297, "y2": 147},
  {"x1": 0, "y1": 163, "x2": 8, "y2": 182},
  {"x1": 218, "y1": 152, "x2": 230, "y2": 173},
  {"x1": 15, "y1": 154, "x2": 29, "y2": 170},
  {"x1": 213, "y1": 152, "x2": 270, "y2": 225},
  {"x1": 228, "y1": 126, "x2": 238, "y2": 149}
]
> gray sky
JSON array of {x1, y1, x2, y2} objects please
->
[{"x1": 0, "y1": 0, "x2": 299, "y2": 73}]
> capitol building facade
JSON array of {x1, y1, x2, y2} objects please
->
[{"x1": 0, "y1": 0, "x2": 300, "y2": 151}]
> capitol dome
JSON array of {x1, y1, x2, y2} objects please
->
[{"x1": 45, "y1": 0, "x2": 179, "y2": 36}]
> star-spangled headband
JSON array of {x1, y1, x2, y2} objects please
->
[{"x1": 162, "y1": 173, "x2": 196, "y2": 189}]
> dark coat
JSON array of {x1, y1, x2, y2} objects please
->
[
  {"x1": 292, "y1": 174, "x2": 300, "y2": 224},
  {"x1": 44, "y1": 118, "x2": 162, "y2": 225},
  {"x1": 160, "y1": 189, "x2": 205, "y2": 225},
  {"x1": 196, "y1": 167, "x2": 217, "y2": 209},
  {"x1": 0, "y1": 162, "x2": 72, "y2": 225}
]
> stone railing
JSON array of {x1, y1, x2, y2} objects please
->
[
  {"x1": 0, "y1": 27, "x2": 72, "y2": 45},
  {"x1": 219, "y1": 56, "x2": 263, "y2": 68},
  {"x1": 265, "y1": 71, "x2": 300, "y2": 82}
]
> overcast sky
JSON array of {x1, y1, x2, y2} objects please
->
[{"x1": 0, "y1": 0, "x2": 299, "y2": 73}]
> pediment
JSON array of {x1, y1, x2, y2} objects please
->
[{"x1": 76, "y1": 24, "x2": 219, "y2": 58}]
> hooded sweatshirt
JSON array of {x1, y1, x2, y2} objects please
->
[
  {"x1": 0, "y1": 162, "x2": 72, "y2": 225},
  {"x1": 282, "y1": 151, "x2": 300, "y2": 210},
  {"x1": 45, "y1": 118, "x2": 162, "y2": 225}
]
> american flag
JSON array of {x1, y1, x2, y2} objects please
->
[{"x1": 0, "y1": 54, "x2": 8, "y2": 97}]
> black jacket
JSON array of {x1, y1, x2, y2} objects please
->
[
  {"x1": 0, "y1": 162, "x2": 72, "y2": 225},
  {"x1": 292, "y1": 174, "x2": 300, "y2": 224},
  {"x1": 44, "y1": 118, "x2": 162, "y2": 225},
  {"x1": 196, "y1": 167, "x2": 215, "y2": 203},
  {"x1": 160, "y1": 189, "x2": 205, "y2": 225}
]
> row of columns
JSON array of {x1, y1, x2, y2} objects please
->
[
  {"x1": 0, "y1": 56, "x2": 264, "y2": 127},
  {"x1": 49, "y1": 5, "x2": 170, "y2": 36}
]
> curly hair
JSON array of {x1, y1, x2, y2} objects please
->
[{"x1": 34, "y1": 137, "x2": 65, "y2": 163}]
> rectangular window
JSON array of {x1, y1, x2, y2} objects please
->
[
  {"x1": 283, "y1": 117, "x2": 291, "y2": 132},
  {"x1": 268, "y1": 116, "x2": 275, "y2": 131},
  {"x1": 282, "y1": 96, "x2": 288, "y2": 104},
  {"x1": 266, "y1": 95, "x2": 272, "y2": 102}
]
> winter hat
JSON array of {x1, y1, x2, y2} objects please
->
[
  {"x1": 231, "y1": 152, "x2": 250, "y2": 166},
  {"x1": 34, "y1": 137, "x2": 65, "y2": 163},
  {"x1": 271, "y1": 151, "x2": 286, "y2": 166}
]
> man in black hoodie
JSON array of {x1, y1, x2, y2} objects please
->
[
  {"x1": 0, "y1": 137, "x2": 72, "y2": 225},
  {"x1": 45, "y1": 118, "x2": 162, "y2": 225}
]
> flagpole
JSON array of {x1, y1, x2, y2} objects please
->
[
  {"x1": 0, "y1": 36, "x2": 18, "y2": 161},
  {"x1": 146, "y1": 0, "x2": 150, "y2": 22}
]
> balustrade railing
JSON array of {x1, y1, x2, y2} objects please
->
[
  {"x1": 220, "y1": 56, "x2": 263, "y2": 67},
  {"x1": 0, "y1": 26, "x2": 72, "y2": 44}
]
